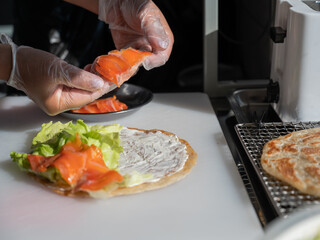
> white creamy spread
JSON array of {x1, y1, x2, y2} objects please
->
[{"x1": 118, "y1": 127, "x2": 188, "y2": 184}]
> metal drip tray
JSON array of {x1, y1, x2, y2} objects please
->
[
  {"x1": 228, "y1": 88, "x2": 280, "y2": 123},
  {"x1": 235, "y1": 122, "x2": 320, "y2": 216}
]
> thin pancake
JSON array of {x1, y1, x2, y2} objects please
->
[
  {"x1": 31, "y1": 128, "x2": 197, "y2": 198},
  {"x1": 261, "y1": 127, "x2": 320, "y2": 197}
]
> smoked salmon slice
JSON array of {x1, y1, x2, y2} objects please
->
[
  {"x1": 71, "y1": 96, "x2": 128, "y2": 114},
  {"x1": 91, "y1": 48, "x2": 152, "y2": 87},
  {"x1": 27, "y1": 133, "x2": 124, "y2": 190}
]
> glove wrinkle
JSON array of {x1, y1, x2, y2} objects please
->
[{"x1": 98, "y1": 0, "x2": 172, "y2": 69}]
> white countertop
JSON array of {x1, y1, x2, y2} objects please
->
[{"x1": 0, "y1": 93, "x2": 263, "y2": 240}]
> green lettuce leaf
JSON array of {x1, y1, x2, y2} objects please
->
[
  {"x1": 121, "y1": 171, "x2": 154, "y2": 187},
  {"x1": 11, "y1": 120, "x2": 124, "y2": 182},
  {"x1": 31, "y1": 120, "x2": 90, "y2": 156},
  {"x1": 10, "y1": 152, "x2": 65, "y2": 183},
  {"x1": 10, "y1": 152, "x2": 30, "y2": 171}
]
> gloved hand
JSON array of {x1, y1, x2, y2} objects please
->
[
  {"x1": 98, "y1": 0, "x2": 174, "y2": 70},
  {"x1": 1, "y1": 34, "x2": 113, "y2": 116}
]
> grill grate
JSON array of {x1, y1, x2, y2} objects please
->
[{"x1": 235, "y1": 122, "x2": 320, "y2": 216}]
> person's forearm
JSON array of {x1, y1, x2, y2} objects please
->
[
  {"x1": 0, "y1": 44, "x2": 12, "y2": 82},
  {"x1": 64, "y1": 0, "x2": 99, "y2": 14}
]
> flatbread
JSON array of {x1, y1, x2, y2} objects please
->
[
  {"x1": 261, "y1": 127, "x2": 320, "y2": 197},
  {"x1": 32, "y1": 128, "x2": 197, "y2": 198}
]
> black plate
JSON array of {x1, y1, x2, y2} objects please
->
[{"x1": 60, "y1": 83, "x2": 153, "y2": 122}]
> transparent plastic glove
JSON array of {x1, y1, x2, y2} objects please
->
[
  {"x1": 98, "y1": 0, "x2": 174, "y2": 70},
  {"x1": 2, "y1": 35, "x2": 113, "y2": 116}
]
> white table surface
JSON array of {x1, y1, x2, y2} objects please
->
[{"x1": 0, "y1": 93, "x2": 263, "y2": 240}]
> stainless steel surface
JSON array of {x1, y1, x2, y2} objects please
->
[
  {"x1": 215, "y1": 88, "x2": 283, "y2": 226},
  {"x1": 228, "y1": 88, "x2": 270, "y2": 123},
  {"x1": 303, "y1": 0, "x2": 320, "y2": 11},
  {"x1": 235, "y1": 122, "x2": 320, "y2": 216},
  {"x1": 235, "y1": 161, "x2": 267, "y2": 225},
  {"x1": 214, "y1": 97, "x2": 278, "y2": 227}
]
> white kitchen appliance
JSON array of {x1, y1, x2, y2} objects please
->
[
  {"x1": 204, "y1": 0, "x2": 320, "y2": 122},
  {"x1": 204, "y1": 0, "x2": 320, "y2": 227},
  {"x1": 271, "y1": 0, "x2": 320, "y2": 121}
]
